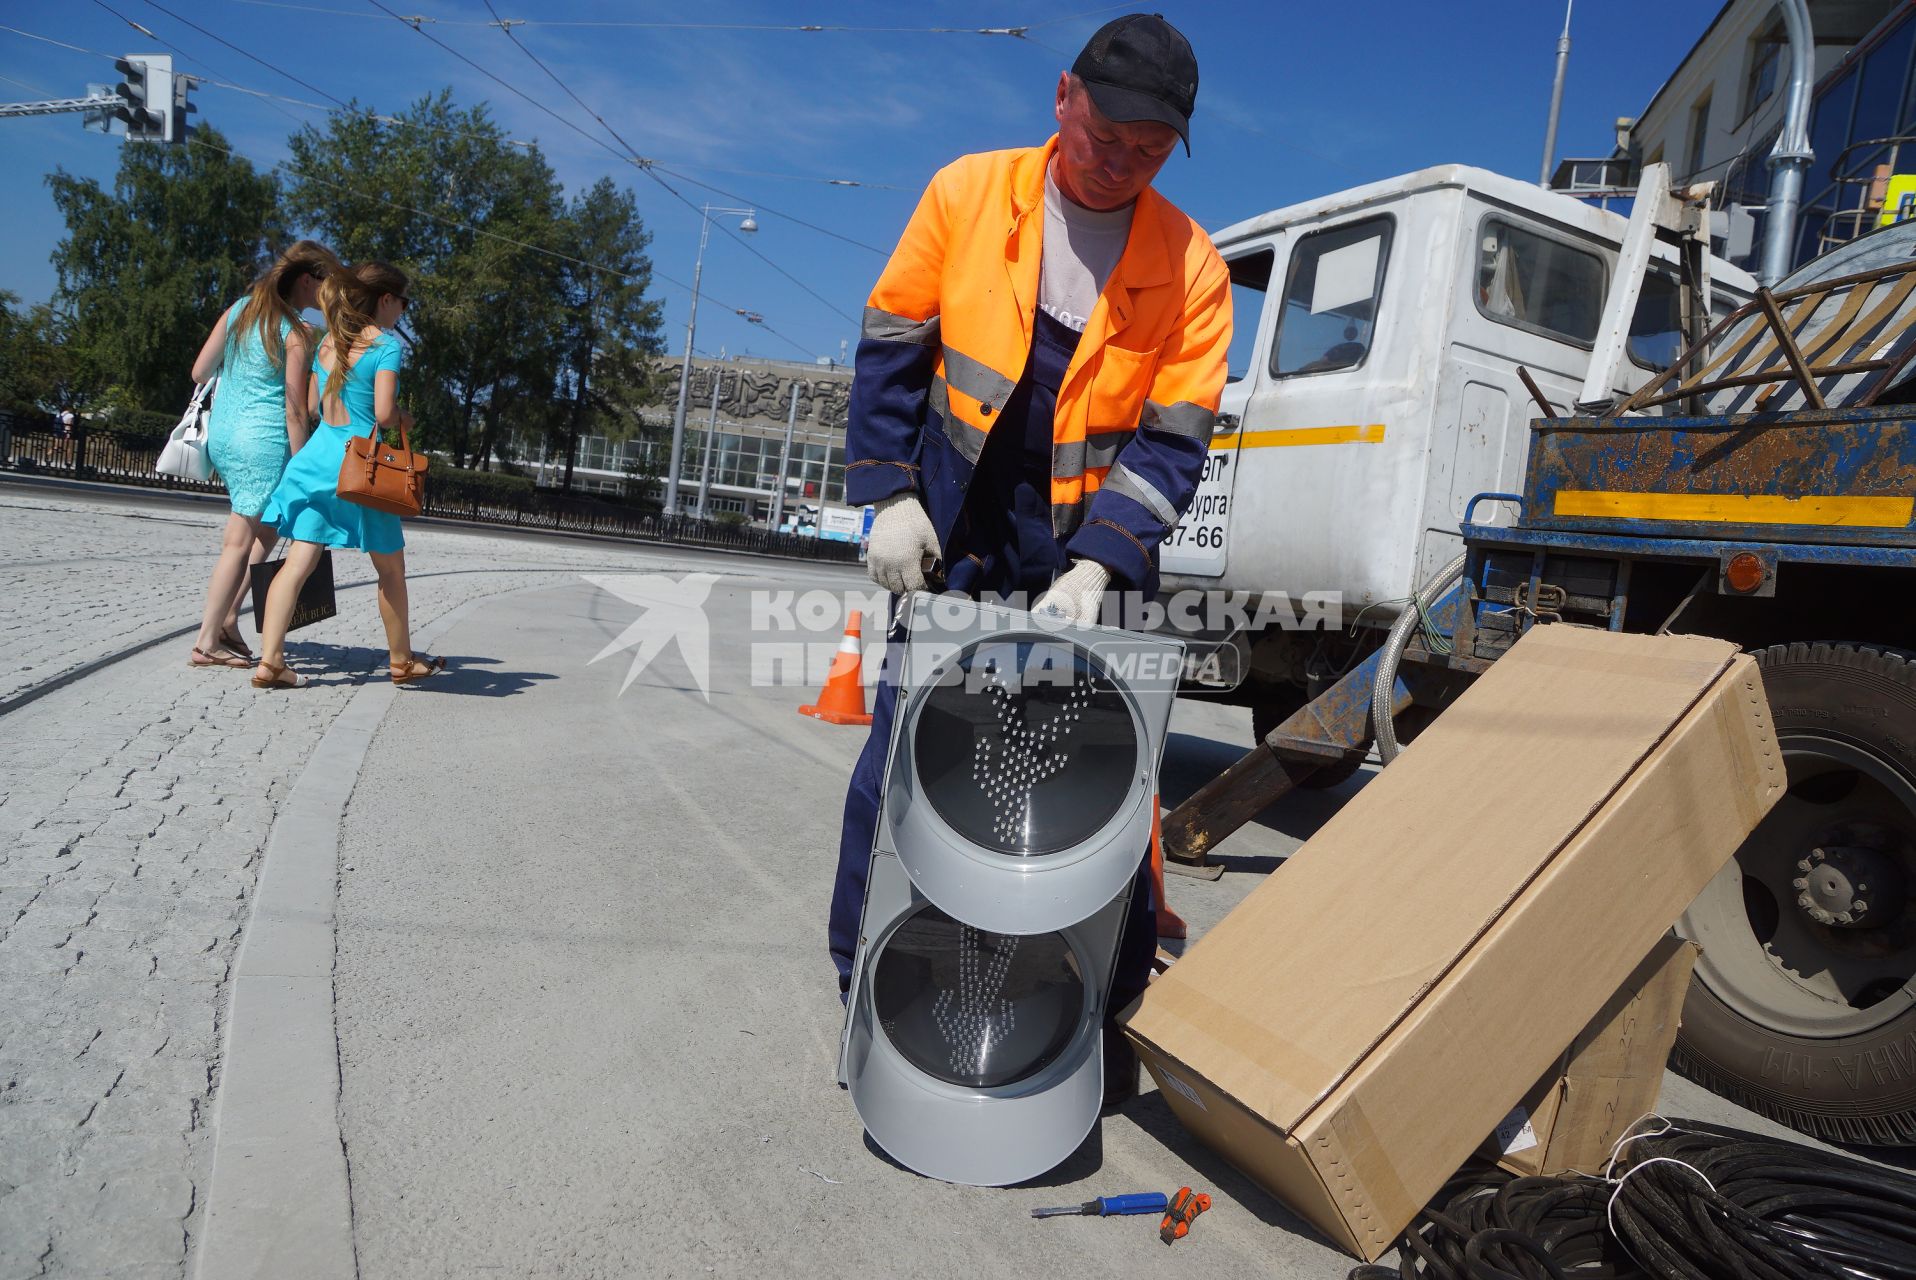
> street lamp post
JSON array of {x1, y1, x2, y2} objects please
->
[
  {"x1": 696, "y1": 346, "x2": 726, "y2": 520},
  {"x1": 664, "y1": 204, "x2": 757, "y2": 517},
  {"x1": 769, "y1": 379, "x2": 801, "y2": 532}
]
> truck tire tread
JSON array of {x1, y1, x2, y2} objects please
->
[{"x1": 1671, "y1": 641, "x2": 1916, "y2": 1147}]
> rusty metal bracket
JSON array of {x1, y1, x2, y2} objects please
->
[
  {"x1": 1756, "y1": 287, "x2": 1829, "y2": 410},
  {"x1": 1161, "y1": 646, "x2": 1464, "y2": 866},
  {"x1": 1517, "y1": 366, "x2": 1557, "y2": 419}
]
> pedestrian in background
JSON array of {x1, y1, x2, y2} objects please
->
[
  {"x1": 251, "y1": 261, "x2": 446, "y2": 690},
  {"x1": 184, "y1": 239, "x2": 342, "y2": 669}
]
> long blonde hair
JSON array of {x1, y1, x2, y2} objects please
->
[
  {"x1": 316, "y1": 260, "x2": 409, "y2": 414},
  {"x1": 233, "y1": 239, "x2": 340, "y2": 370}
]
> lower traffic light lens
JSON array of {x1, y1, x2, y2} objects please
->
[
  {"x1": 913, "y1": 640, "x2": 1138, "y2": 855},
  {"x1": 873, "y1": 905, "x2": 1085, "y2": 1089}
]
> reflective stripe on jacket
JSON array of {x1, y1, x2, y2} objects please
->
[{"x1": 844, "y1": 136, "x2": 1232, "y2": 592}]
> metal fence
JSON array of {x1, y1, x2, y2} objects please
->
[
  {"x1": 423, "y1": 489, "x2": 863, "y2": 561},
  {"x1": 5, "y1": 421, "x2": 230, "y2": 497},
  {"x1": 0, "y1": 415, "x2": 864, "y2": 564}
]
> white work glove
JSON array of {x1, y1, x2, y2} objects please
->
[
  {"x1": 1032, "y1": 559, "x2": 1111, "y2": 627},
  {"x1": 866, "y1": 493, "x2": 940, "y2": 594}
]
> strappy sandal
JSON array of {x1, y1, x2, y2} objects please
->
[
  {"x1": 250, "y1": 660, "x2": 304, "y2": 690},
  {"x1": 390, "y1": 653, "x2": 448, "y2": 685},
  {"x1": 189, "y1": 646, "x2": 249, "y2": 670},
  {"x1": 218, "y1": 626, "x2": 255, "y2": 658}
]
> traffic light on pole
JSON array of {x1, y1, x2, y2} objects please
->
[
  {"x1": 111, "y1": 55, "x2": 174, "y2": 143},
  {"x1": 171, "y1": 71, "x2": 196, "y2": 145}
]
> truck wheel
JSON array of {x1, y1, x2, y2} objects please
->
[
  {"x1": 1674, "y1": 643, "x2": 1916, "y2": 1145},
  {"x1": 1252, "y1": 693, "x2": 1366, "y2": 789}
]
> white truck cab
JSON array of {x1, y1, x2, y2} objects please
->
[{"x1": 1163, "y1": 164, "x2": 1755, "y2": 718}]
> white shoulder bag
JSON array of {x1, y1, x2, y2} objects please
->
[{"x1": 157, "y1": 378, "x2": 216, "y2": 481}]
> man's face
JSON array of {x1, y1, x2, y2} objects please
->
[{"x1": 1051, "y1": 73, "x2": 1179, "y2": 212}]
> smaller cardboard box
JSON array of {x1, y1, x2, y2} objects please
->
[
  {"x1": 1479, "y1": 934, "x2": 1699, "y2": 1177},
  {"x1": 1122, "y1": 627, "x2": 1783, "y2": 1260}
]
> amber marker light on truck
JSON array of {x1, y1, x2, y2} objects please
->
[{"x1": 1725, "y1": 552, "x2": 1767, "y2": 594}]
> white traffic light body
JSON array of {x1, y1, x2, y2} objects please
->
[
  {"x1": 838, "y1": 595, "x2": 1183, "y2": 1186},
  {"x1": 839, "y1": 852, "x2": 1130, "y2": 1186},
  {"x1": 111, "y1": 55, "x2": 174, "y2": 143},
  {"x1": 884, "y1": 600, "x2": 1170, "y2": 935}
]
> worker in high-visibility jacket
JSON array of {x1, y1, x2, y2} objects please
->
[{"x1": 828, "y1": 14, "x2": 1231, "y2": 1108}]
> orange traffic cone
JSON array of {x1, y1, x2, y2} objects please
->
[
  {"x1": 1150, "y1": 794, "x2": 1188, "y2": 940},
  {"x1": 800, "y1": 611, "x2": 874, "y2": 725}
]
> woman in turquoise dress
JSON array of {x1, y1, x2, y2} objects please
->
[
  {"x1": 184, "y1": 240, "x2": 340, "y2": 668},
  {"x1": 253, "y1": 260, "x2": 446, "y2": 689}
]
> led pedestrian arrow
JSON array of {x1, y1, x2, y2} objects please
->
[{"x1": 839, "y1": 595, "x2": 1182, "y2": 1185}]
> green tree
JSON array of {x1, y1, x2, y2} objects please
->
[
  {"x1": 0, "y1": 292, "x2": 85, "y2": 414},
  {"x1": 549, "y1": 177, "x2": 668, "y2": 492},
  {"x1": 283, "y1": 92, "x2": 568, "y2": 467},
  {"x1": 45, "y1": 124, "x2": 282, "y2": 413}
]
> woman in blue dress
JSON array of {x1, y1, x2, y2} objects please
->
[
  {"x1": 185, "y1": 240, "x2": 341, "y2": 668},
  {"x1": 252, "y1": 261, "x2": 447, "y2": 689}
]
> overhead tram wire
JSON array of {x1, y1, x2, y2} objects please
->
[
  {"x1": 3, "y1": 23, "x2": 825, "y2": 359},
  {"x1": 475, "y1": 0, "x2": 650, "y2": 185},
  {"x1": 234, "y1": 0, "x2": 1138, "y2": 34},
  {"x1": 6, "y1": 21, "x2": 889, "y2": 186},
  {"x1": 4, "y1": 22, "x2": 541, "y2": 156},
  {"x1": 366, "y1": 0, "x2": 887, "y2": 258},
  {"x1": 187, "y1": 134, "x2": 821, "y2": 360},
  {"x1": 370, "y1": 0, "x2": 865, "y2": 335},
  {"x1": 474, "y1": 1, "x2": 866, "y2": 331},
  {"x1": 163, "y1": 126, "x2": 823, "y2": 362},
  {"x1": 47, "y1": 4, "x2": 864, "y2": 346},
  {"x1": 0, "y1": 70, "x2": 52, "y2": 94},
  {"x1": 231, "y1": 0, "x2": 1035, "y2": 35},
  {"x1": 81, "y1": 0, "x2": 310, "y2": 129},
  {"x1": 133, "y1": 0, "x2": 351, "y2": 111}
]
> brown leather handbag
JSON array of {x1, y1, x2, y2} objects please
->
[{"x1": 338, "y1": 417, "x2": 429, "y2": 517}]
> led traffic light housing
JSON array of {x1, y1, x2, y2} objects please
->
[{"x1": 839, "y1": 594, "x2": 1183, "y2": 1186}]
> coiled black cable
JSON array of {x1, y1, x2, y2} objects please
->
[{"x1": 1348, "y1": 1120, "x2": 1916, "y2": 1280}]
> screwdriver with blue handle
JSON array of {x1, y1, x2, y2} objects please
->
[{"x1": 1031, "y1": 1192, "x2": 1168, "y2": 1219}]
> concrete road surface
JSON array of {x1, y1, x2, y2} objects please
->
[
  {"x1": 0, "y1": 484, "x2": 1869, "y2": 1280},
  {"x1": 324, "y1": 572, "x2": 1821, "y2": 1280}
]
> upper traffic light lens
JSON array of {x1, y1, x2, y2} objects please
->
[
  {"x1": 912, "y1": 640, "x2": 1138, "y2": 855},
  {"x1": 872, "y1": 905, "x2": 1085, "y2": 1089}
]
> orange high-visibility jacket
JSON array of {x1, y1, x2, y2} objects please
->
[{"x1": 844, "y1": 136, "x2": 1231, "y2": 591}]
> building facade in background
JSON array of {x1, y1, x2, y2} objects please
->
[
  {"x1": 1557, "y1": 0, "x2": 1916, "y2": 272},
  {"x1": 520, "y1": 355, "x2": 852, "y2": 522}
]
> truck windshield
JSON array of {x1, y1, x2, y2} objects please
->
[{"x1": 1271, "y1": 216, "x2": 1393, "y2": 377}]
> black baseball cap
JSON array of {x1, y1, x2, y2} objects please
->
[{"x1": 1071, "y1": 13, "x2": 1199, "y2": 154}]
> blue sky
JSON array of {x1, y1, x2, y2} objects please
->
[{"x1": 1, "y1": 1, "x2": 1718, "y2": 367}]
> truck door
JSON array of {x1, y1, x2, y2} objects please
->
[
  {"x1": 1161, "y1": 239, "x2": 1276, "y2": 578},
  {"x1": 1425, "y1": 211, "x2": 1610, "y2": 582}
]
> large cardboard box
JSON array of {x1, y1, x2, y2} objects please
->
[
  {"x1": 1122, "y1": 627, "x2": 1782, "y2": 1260},
  {"x1": 1479, "y1": 934, "x2": 1699, "y2": 1177}
]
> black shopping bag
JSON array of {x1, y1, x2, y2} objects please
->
[{"x1": 250, "y1": 549, "x2": 338, "y2": 634}]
